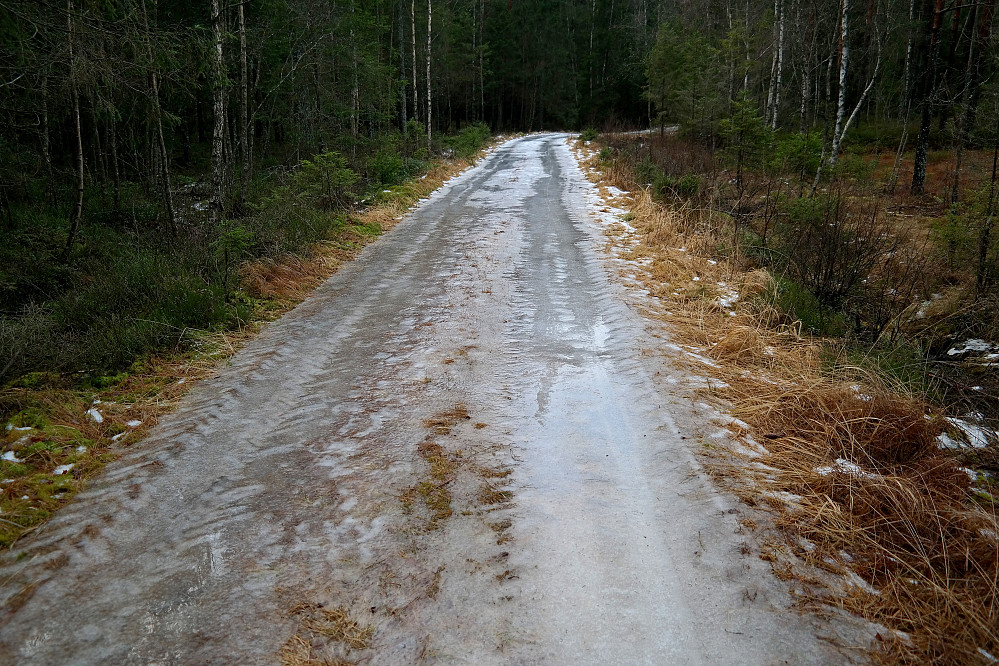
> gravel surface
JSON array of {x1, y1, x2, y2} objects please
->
[{"x1": 0, "y1": 134, "x2": 870, "y2": 664}]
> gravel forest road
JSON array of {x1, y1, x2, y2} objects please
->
[{"x1": 0, "y1": 134, "x2": 861, "y2": 664}]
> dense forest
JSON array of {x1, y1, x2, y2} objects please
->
[{"x1": 1, "y1": 0, "x2": 998, "y2": 383}]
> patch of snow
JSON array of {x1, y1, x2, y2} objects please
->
[
  {"x1": 76, "y1": 446, "x2": 87, "y2": 453},
  {"x1": 53, "y1": 464, "x2": 74, "y2": 475},
  {"x1": 845, "y1": 570, "x2": 880, "y2": 595},
  {"x1": 815, "y1": 458, "x2": 881, "y2": 480},
  {"x1": 717, "y1": 288, "x2": 739, "y2": 309},
  {"x1": 86, "y1": 408, "x2": 104, "y2": 424},
  {"x1": 126, "y1": 420, "x2": 143, "y2": 428},
  {"x1": 1, "y1": 479, "x2": 12, "y2": 484},
  {"x1": 2, "y1": 451, "x2": 23, "y2": 463},
  {"x1": 685, "y1": 352, "x2": 720, "y2": 368},
  {"x1": 947, "y1": 339, "x2": 994, "y2": 356},
  {"x1": 8, "y1": 425, "x2": 32, "y2": 432},
  {"x1": 606, "y1": 186, "x2": 630, "y2": 197},
  {"x1": 937, "y1": 432, "x2": 962, "y2": 449},
  {"x1": 946, "y1": 416, "x2": 994, "y2": 448},
  {"x1": 760, "y1": 489, "x2": 802, "y2": 509},
  {"x1": 959, "y1": 467, "x2": 979, "y2": 482},
  {"x1": 978, "y1": 648, "x2": 997, "y2": 663}
]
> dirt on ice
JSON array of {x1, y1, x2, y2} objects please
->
[{"x1": 0, "y1": 134, "x2": 874, "y2": 664}]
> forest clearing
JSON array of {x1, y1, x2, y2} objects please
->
[{"x1": 2, "y1": 0, "x2": 999, "y2": 663}]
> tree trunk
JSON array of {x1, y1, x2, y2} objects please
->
[
  {"x1": 41, "y1": 74, "x2": 56, "y2": 207},
  {"x1": 900, "y1": 0, "x2": 915, "y2": 116},
  {"x1": 950, "y1": 0, "x2": 994, "y2": 204},
  {"x1": 411, "y1": 0, "x2": 419, "y2": 125},
  {"x1": 398, "y1": 0, "x2": 408, "y2": 131},
  {"x1": 911, "y1": 0, "x2": 945, "y2": 196},
  {"x1": 63, "y1": 0, "x2": 85, "y2": 262},
  {"x1": 142, "y1": 0, "x2": 177, "y2": 234},
  {"x1": 978, "y1": 141, "x2": 998, "y2": 292},
  {"x1": 210, "y1": 0, "x2": 227, "y2": 225},
  {"x1": 239, "y1": 0, "x2": 251, "y2": 205},
  {"x1": 426, "y1": 0, "x2": 432, "y2": 151},
  {"x1": 772, "y1": 0, "x2": 784, "y2": 129},
  {"x1": 829, "y1": 0, "x2": 850, "y2": 168}
]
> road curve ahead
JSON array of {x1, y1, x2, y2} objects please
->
[{"x1": 0, "y1": 134, "x2": 858, "y2": 664}]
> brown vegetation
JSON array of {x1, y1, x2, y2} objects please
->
[{"x1": 578, "y1": 133, "x2": 999, "y2": 663}]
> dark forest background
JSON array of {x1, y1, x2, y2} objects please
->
[{"x1": 2, "y1": 0, "x2": 998, "y2": 383}]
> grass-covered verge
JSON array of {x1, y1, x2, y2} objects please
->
[
  {"x1": 0, "y1": 124, "x2": 498, "y2": 550},
  {"x1": 576, "y1": 131, "x2": 998, "y2": 664}
]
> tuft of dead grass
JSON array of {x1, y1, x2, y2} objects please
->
[{"x1": 281, "y1": 603, "x2": 372, "y2": 666}]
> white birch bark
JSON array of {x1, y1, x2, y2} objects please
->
[
  {"x1": 210, "y1": 0, "x2": 226, "y2": 225},
  {"x1": 239, "y1": 0, "x2": 250, "y2": 203},
  {"x1": 426, "y1": 0, "x2": 432, "y2": 150},
  {"x1": 772, "y1": 0, "x2": 785, "y2": 129},
  {"x1": 64, "y1": 0, "x2": 85, "y2": 260},
  {"x1": 828, "y1": 0, "x2": 850, "y2": 167},
  {"x1": 411, "y1": 0, "x2": 419, "y2": 124}
]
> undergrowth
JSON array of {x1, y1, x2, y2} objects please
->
[{"x1": 0, "y1": 132, "x2": 497, "y2": 550}]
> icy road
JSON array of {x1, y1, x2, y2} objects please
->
[{"x1": 0, "y1": 134, "x2": 859, "y2": 664}]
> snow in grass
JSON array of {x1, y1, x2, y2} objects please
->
[
  {"x1": 126, "y1": 419, "x2": 143, "y2": 428},
  {"x1": 760, "y1": 489, "x2": 802, "y2": 510},
  {"x1": 111, "y1": 432, "x2": 127, "y2": 442},
  {"x1": 815, "y1": 458, "x2": 881, "y2": 480},
  {"x1": 716, "y1": 287, "x2": 739, "y2": 310},
  {"x1": 605, "y1": 186, "x2": 630, "y2": 197},
  {"x1": 53, "y1": 464, "x2": 74, "y2": 475},
  {"x1": 2, "y1": 451, "x2": 23, "y2": 463},
  {"x1": 86, "y1": 408, "x2": 104, "y2": 424},
  {"x1": 944, "y1": 415, "x2": 994, "y2": 448},
  {"x1": 850, "y1": 385, "x2": 874, "y2": 402},
  {"x1": 947, "y1": 339, "x2": 993, "y2": 356},
  {"x1": 6, "y1": 425, "x2": 32, "y2": 432}
]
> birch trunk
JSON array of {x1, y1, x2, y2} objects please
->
[
  {"x1": 63, "y1": 0, "x2": 85, "y2": 261},
  {"x1": 142, "y1": 0, "x2": 176, "y2": 234},
  {"x1": 411, "y1": 0, "x2": 419, "y2": 124},
  {"x1": 239, "y1": 0, "x2": 250, "y2": 204},
  {"x1": 828, "y1": 0, "x2": 850, "y2": 168},
  {"x1": 426, "y1": 0, "x2": 432, "y2": 151},
  {"x1": 772, "y1": 0, "x2": 785, "y2": 129},
  {"x1": 210, "y1": 0, "x2": 227, "y2": 225},
  {"x1": 900, "y1": 0, "x2": 915, "y2": 116},
  {"x1": 41, "y1": 74, "x2": 56, "y2": 207}
]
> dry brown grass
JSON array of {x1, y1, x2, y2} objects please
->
[
  {"x1": 280, "y1": 603, "x2": 372, "y2": 666},
  {"x1": 574, "y1": 137, "x2": 999, "y2": 664}
]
